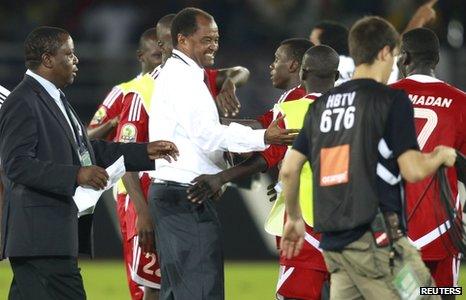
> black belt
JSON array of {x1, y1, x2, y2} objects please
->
[{"x1": 151, "y1": 179, "x2": 192, "y2": 188}]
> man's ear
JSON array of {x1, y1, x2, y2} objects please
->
[
  {"x1": 136, "y1": 49, "x2": 143, "y2": 62},
  {"x1": 377, "y1": 45, "x2": 392, "y2": 62},
  {"x1": 41, "y1": 53, "x2": 53, "y2": 69},
  {"x1": 177, "y1": 34, "x2": 187, "y2": 48},
  {"x1": 299, "y1": 68, "x2": 306, "y2": 81},
  {"x1": 289, "y1": 59, "x2": 300, "y2": 73},
  {"x1": 402, "y1": 51, "x2": 411, "y2": 66}
]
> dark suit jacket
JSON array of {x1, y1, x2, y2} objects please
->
[{"x1": 0, "y1": 75, "x2": 154, "y2": 259}]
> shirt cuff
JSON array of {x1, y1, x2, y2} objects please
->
[{"x1": 253, "y1": 128, "x2": 267, "y2": 148}]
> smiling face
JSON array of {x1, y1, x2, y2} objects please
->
[
  {"x1": 48, "y1": 35, "x2": 79, "y2": 88},
  {"x1": 182, "y1": 15, "x2": 219, "y2": 67}
]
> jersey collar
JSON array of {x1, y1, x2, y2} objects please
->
[{"x1": 406, "y1": 74, "x2": 443, "y2": 84}]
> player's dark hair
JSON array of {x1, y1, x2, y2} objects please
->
[
  {"x1": 402, "y1": 28, "x2": 439, "y2": 68},
  {"x1": 24, "y1": 26, "x2": 69, "y2": 70},
  {"x1": 302, "y1": 45, "x2": 340, "y2": 78},
  {"x1": 139, "y1": 28, "x2": 157, "y2": 50},
  {"x1": 349, "y1": 16, "x2": 399, "y2": 66},
  {"x1": 279, "y1": 38, "x2": 314, "y2": 66},
  {"x1": 171, "y1": 7, "x2": 213, "y2": 47},
  {"x1": 313, "y1": 21, "x2": 349, "y2": 56}
]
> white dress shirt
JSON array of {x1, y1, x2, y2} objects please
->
[
  {"x1": 26, "y1": 69, "x2": 76, "y2": 139},
  {"x1": 149, "y1": 50, "x2": 267, "y2": 183}
]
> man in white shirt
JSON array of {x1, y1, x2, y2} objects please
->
[{"x1": 148, "y1": 7, "x2": 297, "y2": 300}]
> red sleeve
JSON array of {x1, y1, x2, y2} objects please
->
[
  {"x1": 205, "y1": 68, "x2": 219, "y2": 98},
  {"x1": 89, "y1": 86, "x2": 124, "y2": 129},
  {"x1": 258, "y1": 112, "x2": 287, "y2": 169},
  {"x1": 114, "y1": 93, "x2": 149, "y2": 143}
]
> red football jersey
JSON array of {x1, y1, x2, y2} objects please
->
[
  {"x1": 391, "y1": 74, "x2": 466, "y2": 260},
  {"x1": 116, "y1": 91, "x2": 152, "y2": 240},
  {"x1": 88, "y1": 86, "x2": 125, "y2": 141},
  {"x1": 257, "y1": 85, "x2": 306, "y2": 168}
]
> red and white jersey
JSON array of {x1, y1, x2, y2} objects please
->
[
  {"x1": 89, "y1": 86, "x2": 125, "y2": 141},
  {"x1": 0, "y1": 84, "x2": 10, "y2": 109},
  {"x1": 391, "y1": 74, "x2": 466, "y2": 260},
  {"x1": 257, "y1": 85, "x2": 306, "y2": 168},
  {"x1": 115, "y1": 89, "x2": 152, "y2": 240}
]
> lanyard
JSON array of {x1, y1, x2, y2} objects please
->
[{"x1": 171, "y1": 53, "x2": 189, "y2": 65}]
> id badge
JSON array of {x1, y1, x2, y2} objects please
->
[
  {"x1": 392, "y1": 264, "x2": 422, "y2": 300},
  {"x1": 79, "y1": 148, "x2": 92, "y2": 166}
]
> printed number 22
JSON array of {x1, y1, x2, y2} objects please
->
[
  {"x1": 143, "y1": 253, "x2": 156, "y2": 275},
  {"x1": 414, "y1": 107, "x2": 438, "y2": 150}
]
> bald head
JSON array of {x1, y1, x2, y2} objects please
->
[
  {"x1": 156, "y1": 14, "x2": 176, "y2": 63},
  {"x1": 157, "y1": 14, "x2": 176, "y2": 30},
  {"x1": 301, "y1": 45, "x2": 339, "y2": 93},
  {"x1": 302, "y1": 45, "x2": 339, "y2": 78},
  {"x1": 137, "y1": 28, "x2": 161, "y2": 73}
]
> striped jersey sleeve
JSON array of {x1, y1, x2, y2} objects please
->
[
  {"x1": 115, "y1": 92, "x2": 149, "y2": 143},
  {"x1": 102, "y1": 86, "x2": 123, "y2": 108},
  {"x1": 89, "y1": 86, "x2": 124, "y2": 129},
  {"x1": 127, "y1": 93, "x2": 143, "y2": 122},
  {"x1": 0, "y1": 85, "x2": 10, "y2": 108}
]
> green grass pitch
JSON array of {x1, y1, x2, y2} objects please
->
[{"x1": 1, "y1": 260, "x2": 465, "y2": 299}]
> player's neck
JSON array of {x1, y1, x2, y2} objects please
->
[
  {"x1": 284, "y1": 76, "x2": 301, "y2": 91},
  {"x1": 352, "y1": 64, "x2": 385, "y2": 83},
  {"x1": 408, "y1": 66, "x2": 435, "y2": 78},
  {"x1": 305, "y1": 79, "x2": 333, "y2": 94}
]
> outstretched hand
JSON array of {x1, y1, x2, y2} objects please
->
[
  {"x1": 216, "y1": 78, "x2": 241, "y2": 117},
  {"x1": 265, "y1": 115, "x2": 299, "y2": 145},
  {"x1": 187, "y1": 174, "x2": 223, "y2": 204},
  {"x1": 147, "y1": 140, "x2": 179, "y2": 162}
]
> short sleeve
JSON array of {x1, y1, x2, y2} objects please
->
[
  {"x1": 384, "y1": 90, "x2": 419, "y2": 158},
  {"x1": 89, "y1": 86, "x2": 123, "y2": 128},
  {"x1": 115, "y1": 93, "x2": 149, "y2": 143}
]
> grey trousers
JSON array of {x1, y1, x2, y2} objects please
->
[{"x1": 149, "y1": 182, "x2": 224, "y2": 300}]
